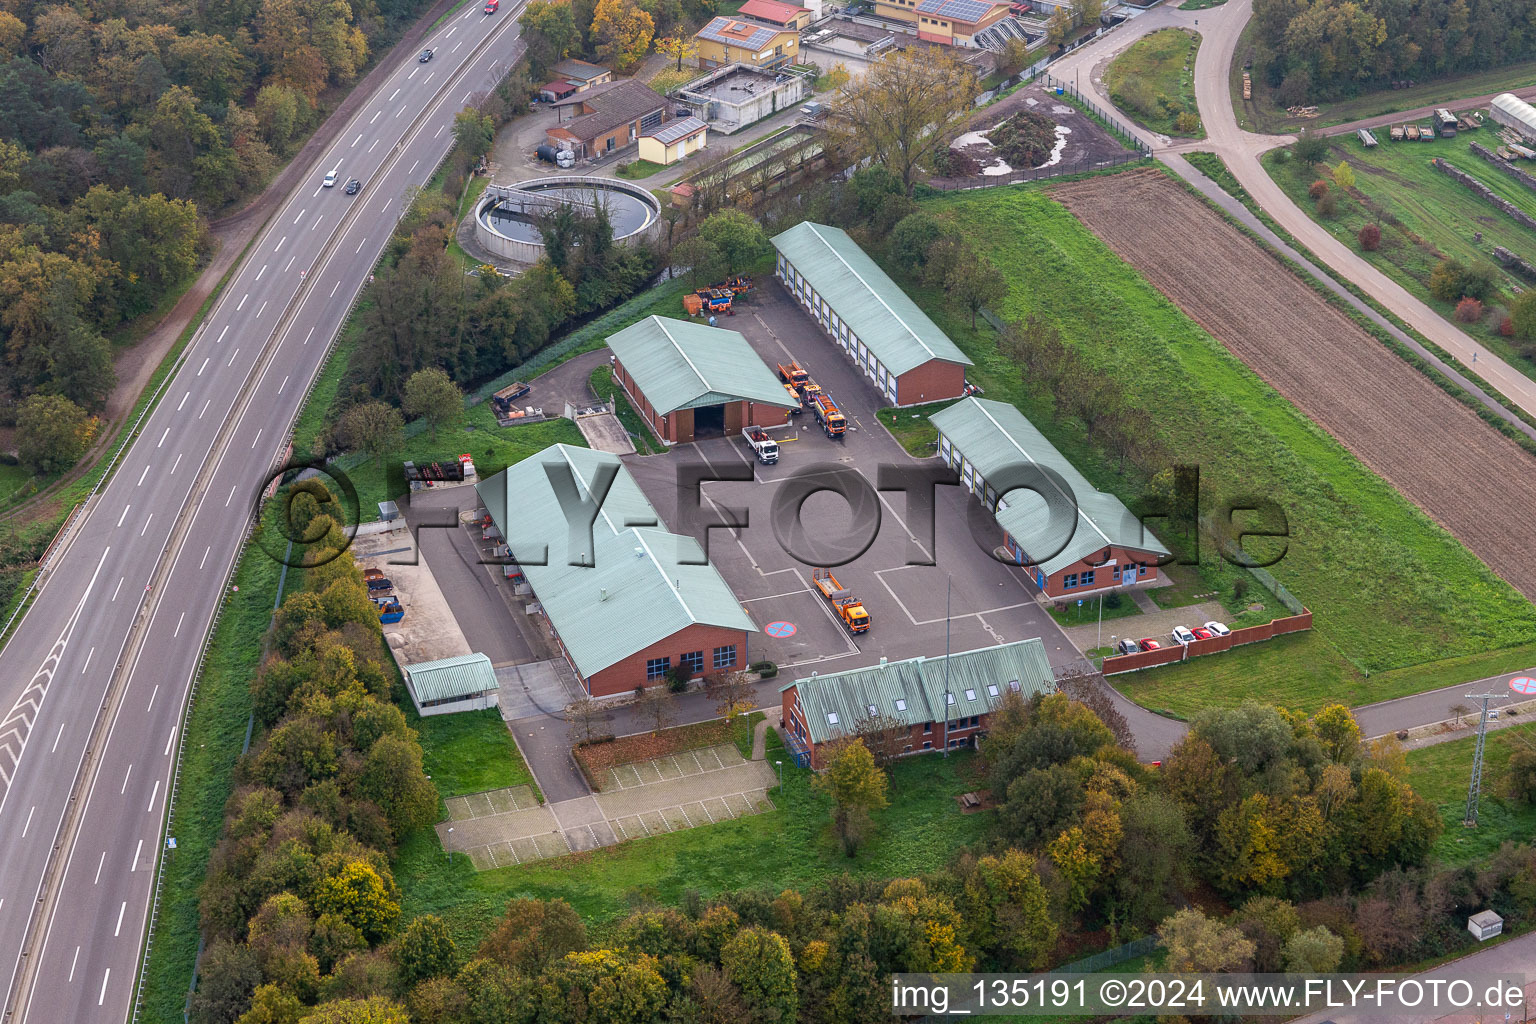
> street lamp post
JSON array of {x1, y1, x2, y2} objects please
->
[{"x1": 775, "y1": 759, "x2": 783, "y2": 789}]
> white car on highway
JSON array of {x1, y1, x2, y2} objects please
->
[{"x1": 323, "y1": 170, "x2": 338, "y2": 187}]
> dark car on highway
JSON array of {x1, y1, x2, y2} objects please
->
[
  {"x1": 419, "y1": 48, "x2": 433, "y2": 62},
  {"x1": 344, "y1": 178, "x2": 361, "y2": 194}
]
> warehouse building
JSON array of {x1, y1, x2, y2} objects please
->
[
  {"x1": 403, "y1": 652, "x2": 501, "y2": 716},
  {"x1": 772, "y1": 222, "x2": 973, "y2": 406},
  {"x1": 930, "y1": 397, "x2": 1169, "y2": 598},
  {"x1": 477, "y1": 445, "x2": 757, "y2": 697},
  {"x1": 606, "y1": 315, "x2": 798, "y2": 444},
  {"x1": 780, "y1": 639, "x2": 1054, "y2": 768},
  {"x1": 638, "y1": 116, "x2": 709, "y2": 165}
]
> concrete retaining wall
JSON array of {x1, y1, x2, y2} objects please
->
[{"x1": 472, "y1": 176, "x2": 661, "y2": 263}]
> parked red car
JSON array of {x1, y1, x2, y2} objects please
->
[
  {"x1": 1191, "y1": 627, "x2": 1214, "y2": 640},
  {"x1": 1137, "y1": 638, "x2": 1161, "y2": 652}
]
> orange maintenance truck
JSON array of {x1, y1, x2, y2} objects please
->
[
  {"x1": 777, "y1": 361, "x2": 810, "y2": 392},
  {"x1": 813, "y1": 569, "x2": 870, "y2": 634},
  {"x1": 809, "y1": 391, "x2": 846, "y2": 439}
]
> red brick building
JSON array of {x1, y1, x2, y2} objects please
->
[
  {"x1": 930, "y1": 397, "x2": 1170, "y2": 599},
  {"x1": 772, "y1": 222, "x2": 972, "y2": 407},
  {"x1": 476, "y1": 444, "x2": 757, "y2": 697},
  {"x1": 780, "y1": 640, "x2": 1055, "y2": 769},
  {"x1": 606, "y1": 315, "x2": 798, "y2": 445},
  {"x1": 547, "y1": 79, "x2": 668, "y2": 161}
]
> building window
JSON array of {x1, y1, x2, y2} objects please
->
[
  {"x1": 895, "y1": 697, "x2": 907, "y2": 712},
  {"x1": 712, "y1": 645, "x2": 737, "y2": 669},
  {"x1": 987, "y1": 683, "x2": 999, "y2": 697},
  {"x1": 1139, "y1": 563, "x2": 1148, "y2": 576},
  {"x1": 970, "y1": 715, "x2": 979, "y2": 727},
  {"x1": 903, "y1": 744, "x2": 913, "y2": 753},
  {"x1": 1082, "y1": 569, "x2": 1095, "y2": 587},
  {"x1": 681, "y1": 650, "x2": 704, "y2": 674},
  {"x1": 646, "y1": 657, "x2": 670, "y2": 679},
  {"x1": 1008, "y1": 680, "x2": 1021, "y2": 691},
  {"x1": 827, "y1": 711, "x2": 840, "y2": 726},
  {"x1": 1063, "y1": 573, "x2": 1078, "y2": 589},
  {"x1": 1113, "y1": 565, "x2": 1121, "y2": 581},
  {"x1": 964, "y1": 688, "x2": 976, "y2": 701},
  {"x1": 867, "y1": 704, "x2": 877, "y2": 716},
  {"x1": 923, "y1": 722, "x2": 932, "y2": 733},
  {"x1": 922, "y1": 741, "x2": 933, "y2": 749}
]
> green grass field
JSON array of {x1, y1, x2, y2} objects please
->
[
  {"x1": 1407, "y1": 721, "x2": 1536, "y2": 867},
  {"x1": 1263, "y1": 129, "x2": 1536, "y2": 379},
  {"x1": 1105, "y1": 29, "x2": 1204, "y2": 138},
  {"x1": 413, "y1": 707, "x2": 541, "y2": 802},
  {"x1": 911, "y1": 184, "x2": 1536, "y2": 713},
  {"x1": 396, "y1": 731, "x2": 990, "y2": 948},
  {"x1": 336, "y1": 408, "x2": 587, "y2": 519}
]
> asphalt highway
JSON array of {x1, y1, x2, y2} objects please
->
[{"x1": 0, "y1": 4, "x2": 529, "y2": 1021}]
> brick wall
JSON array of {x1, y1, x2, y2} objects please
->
[
  {"x1": 781, "y1": 681, "x2": 990, "y2": 769},
  {"x1": 1038, "y1": 546, "x2": 1162, "y2": 598},
  {"x1": 1101, "y1": 609, "x2": 1314, "y2": 675},
  {"x1": 895, "y1": 360, "x2": 966, "y2": 405},
  {"x1": 586, "y1": 622, "x2": 751, "y2": 696}
]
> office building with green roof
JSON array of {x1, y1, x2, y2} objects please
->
[
  {"x1": 476, "y1": 444, "x2": 758, "y2": 696},
  {"x1": 606, "y1": 315, "x2": 798, "y2": 444},
  {"x1": 930, "y1": 397, "x2": 1170, "y2": 600},
  {"x1": 779, "y1": 639, "x2": 1055, "y2": 768},
  {"x1": 771, "y1": 221, "x2": 972, "y2": 407}
]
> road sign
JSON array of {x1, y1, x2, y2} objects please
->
[
  {"x1": 765, "y1": 620, "x2": 796, "y2": 638},
  {"x1": 1510, "y1": 676, "x2": 1536, "y2": 696}
]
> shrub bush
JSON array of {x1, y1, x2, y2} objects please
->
[
  {"x1": 1429, "y1": 258, "x2": 1467, "y2": 302},
  {"x1": 751, "y1": 661, "x2": 778, "y2": 678},
  {"x1": 1455, "y1": 297, "x2": 1483, "y2": 323},
  {"x1": 1308, "y1": 180, "x2": 1330, "y2": 200},
  {"x1": 1174, "y1": 111, "x2": 1200, "y2": 134},
  {"x1": 1513, "y1": 289, "x2": 1536, "y2": 339},
  {"x1": 1358, "y1": 223, "x2": 1381, "y2": 251},
  {"x1": 1501, "y1": 316, "x2": 1515, "y2": 337},
  {"x1": 1316, "y1": 192, "x2": 1338, "y2": 217}
]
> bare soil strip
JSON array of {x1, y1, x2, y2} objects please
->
[{"x1": 1053, "y1": 168, "x2": 1536, "y2": 603}]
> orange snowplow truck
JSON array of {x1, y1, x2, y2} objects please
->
[
  {"x1": 777, "y1": 361, "x2": 809, "y2": 391},
  {"x1": 810, "y1": 391, "x2": 846, "y2": 438},
  {"x1": 813, "y1": 569, "x2": 870, "y2": 634}
]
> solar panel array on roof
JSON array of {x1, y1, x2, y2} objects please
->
[
  {"x1": 916, "y1": 0, "x2": 997, "y2": 21},
  {"x1": 697, "y1": 16, "x2": 780, "y2": 51},
  {"x1": 642, "y1": 116, "x2": 707, "y2": 146}
]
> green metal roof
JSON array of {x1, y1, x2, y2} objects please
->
[
  {"x1": 606, "y1": 315, "x2": 797, "y2": 416},
  {"x1": 780, "y1": 639, "x2": 1054, "y2": 745},
  {"x1": 404, "y1": 652, "x2": 499, "y2": 703},
  {"x1": 771, "y1": 222, "x2": 973, "y2": 377},
  {"x1": 929, "y1": 397, "x2": 1169, "y2": 576},
  {"x1": 475, "y1": 445, "x2": 756, "y2": 679}
]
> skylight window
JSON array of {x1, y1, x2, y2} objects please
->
[
  {"x1": 894, "y1": 698, "x2": 907, "y2": 711},
  {"x1": 827, "y1": 711, "x2": 839, "y2": 725},
  {"x1": 964, "y1": 688, "x2": 976, "y2": 701}
]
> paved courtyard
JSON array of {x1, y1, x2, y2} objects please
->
[{"x1": 437, "y1": 742, "x2": 777, "y2": 870}]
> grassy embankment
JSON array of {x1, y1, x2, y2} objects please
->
[
  {"x1": 1407, "y1": 721, "x2": 1536, "y2": 868},
  {"x1": 890, "y1": 184, "x2": 1536, "y2": 717},
  {"x1": 1105, "y1": 28, "x2": 1204, "y2": 139},
  {"x1": 1262, "y1": 129, "x2": 1536, "y2": 381}
]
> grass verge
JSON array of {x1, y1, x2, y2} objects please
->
[
  {"x1": 415, "y1": 707, "x2": 541, "y2": 802},
  {"x1": 1407, "y1": 720, "x2": 1536, "y2": 868},
  {"x1": 395, "y1": 730, "x2": 989, "y2": 948},
  {"x1": 589, "y1": 364, "x2": 667, "y2": 455},
  {"x1": 617, "y1": 158, "x2": 668, "y2": 180},
  {"x1": 1105, "y1": 29, "x2": 1204, "y2": 138}
]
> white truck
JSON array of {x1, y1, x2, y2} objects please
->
[{"x1": 742, "y1": 427, "x2": 779, "y2": 464}]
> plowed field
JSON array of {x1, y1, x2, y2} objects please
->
[{"x1": 1053, "y1": 168, "x2": 1536, "y2": 603}]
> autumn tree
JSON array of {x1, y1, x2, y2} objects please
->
[
  {"x1": 359, "y1": 733, "x2": 438, "y2": 839},
  {"x1": 721, "y1": 928, "x2": 798, "y2": 1024},
  {"x1": 698, "y1": 209, "x2": 768, "y2": 275},
  {"x1": 830, "y1": 46, "x2": 980, "y2": 195},
  {"x1": 670, "y1": 235, "x2": 725, "y2": 288},
  {"x1": 591, "y1": 0, "x2": 654, "y2": 72},
  {"x1": 523, "y1": 0, "x2": 578, "y2": 74},
  {"x1": 566, "y1": 696, "x2": 607, "y2": 745},
  {"x1": 479, "y1": 898, "x2": 588, "y2": 974},
  {"x1": 15, "y1": 394, "x2": 95, "y2": 474},
  {"x1": 1311, "y1": 703, "x2": 1361, "y2": 763},
  {"x1": 312, "y1": 861, "x2": 400, "y2": 945},
  {"x1": 712, "y1": 669, "x2": 755, "y2": 720},
  {"x1": 1045, "y1": 6, "x2": 1072, "y2": 45},
  {"x1": 655, "y1": 34, "x2": 697, "y2": 71},
  {"x1": 957, "y1": 849, "x2": 1057, "y2": 967},
  {"x1": 1283, "y1": 925, "x2": 1344, "y2": 973},
  {"x1": 337, "y1": 402, "x2": 404, "y2": 470},
  {"x1": 1159, "y1": 908, "x2": 1256, "y2": 973},
  {"x1": 637, "y1": 684, "x2": 675, "y2": 733},
  {"x1": 942, "y1": 243, "x2": 1007, "y2": 329},
  {"x1": 294, "y1": 997, "x2": 410, "y2": 1024},
  {"x1": 1332, "y1": 160, "x2": 1355, "y2": 189},
  {"x1": 393, "y1": 916, "x2": 457, "y2": 986},
  {"x1": 813, "y1": 738, "x2": 889, "y2": 855},
  {"x1": 401, "y1": 368, "x2": 464, "y2": 439},
  {"x1": 452, "y1": 107, "x2": 496, "y2": 161}
]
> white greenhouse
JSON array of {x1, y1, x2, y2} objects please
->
[{"x1": 1490, "y1": 93, "x2": 1536, "y2": 142}]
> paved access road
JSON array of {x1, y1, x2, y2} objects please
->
[{"x1": 0, "y1": 5, "x2": 530, "y2": 1022}]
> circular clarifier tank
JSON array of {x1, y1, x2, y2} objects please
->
[{"x1": 473, "y1": 176, "x2": 660, "y2": 261}]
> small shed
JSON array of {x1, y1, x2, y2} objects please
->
[
  {"x1": 404, "y1": 652, "x2": 500, "y2": 716},
  {"x1": 1467, "y1": 910, "x2": 1503, "y2": 941}
]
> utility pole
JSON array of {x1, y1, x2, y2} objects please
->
[
  {"x1": 1463, "y1": 691, "x2": 1507, "y2": 827},
  {"x1": 942, "y1": 574, "x2": 951, "y2": 758}
]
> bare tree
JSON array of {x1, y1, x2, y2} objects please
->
[
  {"x1": 1057, "y1": 662, "x2": 1134, "y2": 754},
  {"x1": 713, "y1": 669, "x2": 756, "y2": 720},
  {"x1": 638, "y1": 685, "x2": 675, "y2": 734},
  {"x1": 1103, "y1": 405, "x2": 1159, "y2": 473},
  {"x1": 852, "y1": 711, "x2": 910, "y2": 769},
  {"x1": 1449, "y1": 702, "x2": 1471, "y2": 727},
  {"x1": 567, "y1": 696, "x2": 607, "y2": 745}
]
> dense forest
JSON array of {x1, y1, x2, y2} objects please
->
[
  {"x1": 185, "y1": 483, "x2": 1536, "y2": 1024},
  {"x1": 1251, "y1": 0, "x2": 1536, "y2": 104},
  {"x1": 0, "y1": 0, "x2": 438, "y2": 432}
]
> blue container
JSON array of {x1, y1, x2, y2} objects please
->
[{"x1": 1056, "y1": 86, "x2": 1064, "y2": 96}]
